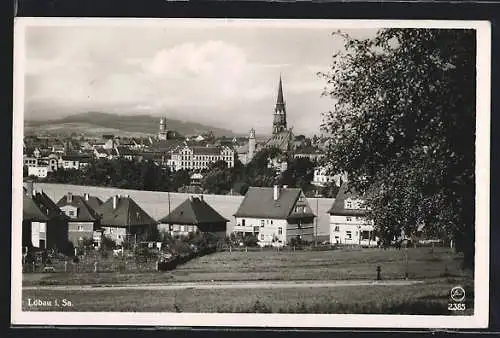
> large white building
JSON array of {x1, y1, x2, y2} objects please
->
[
  {"x1": 169, "y1": 145, "x2": 235, "y2": 171},
  {"x1": 328, "y1": 183, "x2": 378, "y2": 247}
]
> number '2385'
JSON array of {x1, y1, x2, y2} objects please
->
[{"x1": 448, "y1": 303, "x2": 466, "y2": 311}]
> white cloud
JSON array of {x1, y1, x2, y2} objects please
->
[{"x1": 23, "y1": 24, "x2": 374, "y2": 134}]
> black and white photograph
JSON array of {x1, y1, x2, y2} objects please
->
[{"x1": 11, "y1": 18, "x2": 490, "y2": 328}]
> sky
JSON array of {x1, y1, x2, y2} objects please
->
[{"x1": 23, "y1": 20, "x2": 378, "y2": 135}]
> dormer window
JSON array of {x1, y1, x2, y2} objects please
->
[{"x1": 346, "y1": 201, "x2": 353, "y2": 209}]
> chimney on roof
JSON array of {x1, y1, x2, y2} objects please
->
[
  {"x1": 113, "y1": 195, "x2": 118, "y2": 210},
  {"x1": 66, "y1": 192, "x2": 73, "y2": 203},
  {"x1": 26, "y1": 180, "x2": 34, "y2": 197},
  {"x1": 273, "y1": 185, "x2": 280, "y2": 201},
  {"x1": 84, "y1": 193, "x2": 89, "y2": 201}
]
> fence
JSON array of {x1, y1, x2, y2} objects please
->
[{"x1": 22, "y1": 251, "x2": 159, "y2": 273}]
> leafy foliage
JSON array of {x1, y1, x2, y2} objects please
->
[{"x1": 320, "y1": 29, "x2": 475, "y2": 267}]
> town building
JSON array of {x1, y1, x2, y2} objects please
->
[
  {"x1": 233, "y1": 185, "x2": 316, "y2": 247},
  {"x1": 96, "y1": 194, "x2": 158, "y2": 246},
  {"x1": 22, "y1": 182, "x2": 69, "y2": 251},
  {"x1": 158, "y1": 196, "x2": 229, "y2": 238},
  {"x1": 58, "y1": 154, "x2": 92, "y2": 170},
  {"x1": 56, "y1": 193, "x2": 103, "y2": 248},
  {"x1": 158, "y1": 117, "x2": 168, "y2": 140},
  {"x1": 236, "y1": 129, "x2": 256, "y2": 165},
  {"x1": 312, "y1": 167, "x2": 346, "y2": 188},
  {"x1": 328, "y1": 183, "x2": 378, "y2": 247},
  {"x1": 293, "y1": 146, "x2": 324, "y2": 162},
  {"x1": 169, "y1": 145, "x2": 235, "y2": 171}
]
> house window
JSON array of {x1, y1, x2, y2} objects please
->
[
  {"x1": 303, "y1": 206, "x2": 307, "y2": 213},
  {"x1": 346, "y1": 217, "x2": 352, "y2": 222},
  {"x1": 346, "y1": 201, "x2": 353, "y2": 209},
  {"x1": 260, "y1": 234, "x2": 264, "y2": 240},
  {"x1": 260, "y1": 220, "x2": 264, "y2": 227},
  {"x1": 270, "y1": 220, "x2": 273, "y2": 225},
  {"x1": 334, "y1": 226, "x2": 340, "y2": 232},
  {"x1": 39, "y1": 223, "x2": 46, "y2": 233},
  {"x1": 346, "y1": 231, "x2": 352, "y2": 240},
  {"x1": 242, "y1": 219, "x2": 246, "y2": 226},
  {"x1": 68, "y1": 210, "x2": 75, "y2": 217},
  {"x1": 278, "y1": 227, "x2": 283, "y2": 235},
  {"x1": 77, "y1": 225, "x2": 84, "y2": 231},
  {"x1": 180, "y1": 225, "x2": 185, "y2": 232}
]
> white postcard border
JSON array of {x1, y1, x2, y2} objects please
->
[{"x1": 11, "y1": 18, "x2": 491, "y2": 328}]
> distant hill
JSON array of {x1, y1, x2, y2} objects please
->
[{"x1": 24, "y1": 112, "x2": 238, "y2": 137}]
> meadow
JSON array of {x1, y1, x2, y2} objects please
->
[
  {"x1": 23, "y1": 247, "x2": 466, "y2": 286},
  {"x1": 22, "y1": 247, "x2": 474, "y2": 314}
]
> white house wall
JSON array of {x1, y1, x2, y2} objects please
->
[
  {"x1": 235, "y1": 217, "x2": 288, "y2": 246},
  {"x1": 329, "y1": 215, "x2": 378, "y2": 246},
  {"x1": 31, "y1": 221, "x2": 47, "y2": 248}
]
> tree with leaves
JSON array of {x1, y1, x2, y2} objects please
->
[{"x1": 320, "y1": 29, "x2": 475, "y2": 268}]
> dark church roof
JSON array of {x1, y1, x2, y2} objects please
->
[{"x1": 159, "y1": 196, "x2": 228, "y2": 225}]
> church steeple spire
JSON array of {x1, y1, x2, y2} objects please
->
[
  {"x1": 276, "y1": 74, "x2": 284, "y2": 107},
  {"x1": 273, "y1": 74, "x2": 287, "y2": 134}
]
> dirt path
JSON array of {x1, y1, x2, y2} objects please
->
[{"x1": 23, "y1": 279, "x2": 424, "y2": 291}]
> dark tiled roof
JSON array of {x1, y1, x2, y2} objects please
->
[
  {"x1": 96, "y1": 196, "x2": 157, "y2": 228},
  {"x1": 116, "y1": 146, "x2": 137, "y2": 156},
  {"x1": 328, "y1": 183, "x2": 368, "y2": 216},
  {"x1": 56, "y1": 194, "x2": 100, "y2": 222},
  {"x1": 61, "y1": 154, "x2": 92, "y2": 161},
  {"x1": 294, "y1": 146, "x2": 322, "y2": 154},
  {"x1": 32, "y1": 191, "x2": 69, "y2": 221},
  {"x1": 233, "y1": 187, "x2": 315, "y2": 220},
  {"x1": 153, "y1": 139, "x2": 185, "y2": 152},
  {"x1": 191, "y1": 146, "x2": 225, "y2": 155},
  {"x1": 159, "y1": 197, "x2": 229, "y2": 225},
  {"x1": 85, "y1": 196, "x2": 104, "y2": 211},
  {"x1": 23, "y1": 195, "x2": 50, "y2": 222}
]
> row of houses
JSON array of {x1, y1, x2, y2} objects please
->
[{"x1": 22, "y1": 180, "x2": 379, "y2": 254}]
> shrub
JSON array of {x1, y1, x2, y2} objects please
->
[
  {"x1": 243, "y1": 234, "x2": 259, "y2": 247},
  {"x1": 100, "y1": 236, "x2": 116, "y2": 250}
]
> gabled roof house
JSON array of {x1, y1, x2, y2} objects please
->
[
  {"x1": 159, "y1": 196, "x2": 229, "y2": 238},
  {"x1": 233, "y1": 185, "x2": 316, "y2": 246},
  {"x1": 328, "y1": 183, "x2": 378, "y2": 247},
  {"x1": 56, "y1": 193, "x2": 103, "y2": 247},
  {"x1": 96, "y1": 195, "x2": 157, "y2": 245},
  {"x1": 22, "y1": 182, "x2": 69, "y2": 252}
]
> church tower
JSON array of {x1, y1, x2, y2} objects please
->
[
  {"x1": 248, "y1": 128, "x2": 256, "y2": 160},
  {"x1": 272, "y1": 75, "x2": 287, "y2": 134},
  {"x1": 158, "y1": 117, "x2": 167, "y2": 140}
]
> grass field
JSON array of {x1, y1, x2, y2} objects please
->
[
  {"x1": 22, "y1": 247, "x2": 469, "y2": 286},
  {"x1": 22, "y1": 277, "x2": 473, "y2": 314},
  {"x1": 21, "y1": 247, "x2": 474, "y2": 314}
]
